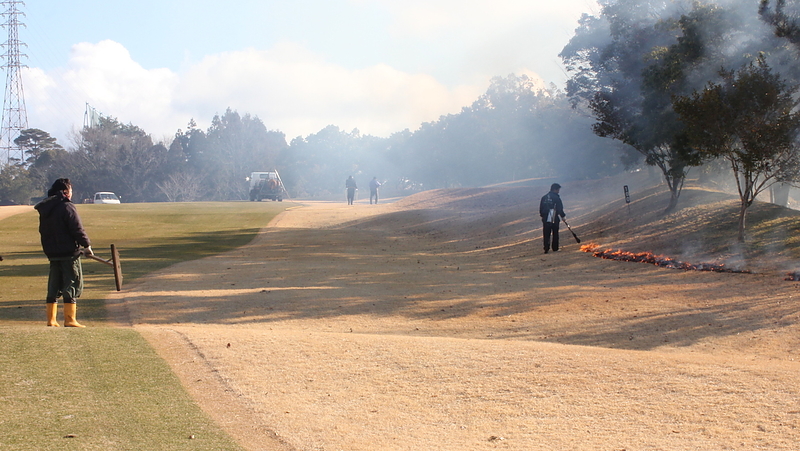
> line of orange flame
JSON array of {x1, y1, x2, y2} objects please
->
[{"x1": 580, "y1": 242, "x2": 749, "y2": 273}]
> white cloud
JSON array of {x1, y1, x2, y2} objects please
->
[
  {"x1": 24, "y1": 40, "x2": 482, "y2": 146},
  {"x1": 350, "y1": 0, "x2": 597, "y2": 87},
  {"x1": 176, "y1": 42, "x2": 481, "y2": 138},
  {"x1": 25, "y1": 40, "x2": 182, "y2": 145},
  {"x1": 64, "y1": 41, "x2": 179, "y2": 108}
]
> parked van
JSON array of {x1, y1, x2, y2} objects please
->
[{"x1": 92, "y1": 192, "x2": 121, "y2": 204}]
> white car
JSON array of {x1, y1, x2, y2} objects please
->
[{"x1": 92, "y1": 192, "x2": 121, "y2": 204}]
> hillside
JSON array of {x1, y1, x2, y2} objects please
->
[
  {"x1": 375, "y1": 173, "x2": 800, "y2": 276},
  {"x1": 127, "y1": 188, "x2": 800, "y2": 451}
]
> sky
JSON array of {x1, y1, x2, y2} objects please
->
[{"x1": 13, "y1": 0, "x2": 599, "y2": 146}]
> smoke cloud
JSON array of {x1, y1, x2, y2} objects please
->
[
  {"x1": 23, "y1": 40, "x2": 481, "y2": 146},
  {"x1": 20, "y1": 0, "x2": 597, "y2": 147}
]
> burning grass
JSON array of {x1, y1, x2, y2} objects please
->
[
  {"x1": 572, "y1": 179, "x2": 800, "y2": 276},
  {"x1": 580, "y1": 243, "x2": 751, "y2": 274},
  {"x1": 785, "y1": 272, "x2": 800, "y2": 281}
]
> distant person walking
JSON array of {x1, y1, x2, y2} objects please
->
[
  {"x1": 34, "y1": 178, "x2": 93, "y2": 327},
  {"x1": 369, "y1": 177, "x2": 381, "y2": 204},
  {"x1": 539, "y1": 183, "x2": 566, "y2": 254},
  {"x1": 346, "y1": 176, "x2": 357, "y2": 205}
]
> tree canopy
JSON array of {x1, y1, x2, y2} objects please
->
[
  {"x1": 674, "y1": 59, "x2": 800, "y2": 240},
  {"x1": 561, "y1": 0, "x2": 748, "y2": 212}
]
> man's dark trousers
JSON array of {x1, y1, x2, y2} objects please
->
[{"x1": 543, "y1": 221, "x2": 560, "y2": 252}]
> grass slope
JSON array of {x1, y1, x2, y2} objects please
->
[
  {"x1": 575, "y1": 182, "x2": 800, "y2": 273},
  {"x1": 0, "y1": 201, "x2": 288, "y2": 450}
]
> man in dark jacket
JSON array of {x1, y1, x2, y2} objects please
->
[
  {"x1": 34, "y1": 178, "x2": 92, "y2": 327},
  {"x1": 346, "y1": 176, "x2": 357, "y2": 205},
  {"x1": 539, "y1": 183, "x2": 566, "y2": 254}
]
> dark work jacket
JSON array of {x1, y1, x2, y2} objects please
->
[
  {"x1": 539, "y1": 191, "x2": 565, "y2": 224},
  {"x1": 34, "y1": 193, "x2": 91, "y2": 259}
]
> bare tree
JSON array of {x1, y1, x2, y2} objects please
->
[{"x1": 156, "y1": 171, "x2": 203, "y2": 202}]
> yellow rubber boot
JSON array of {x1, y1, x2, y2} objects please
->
[
  {"x1": 46, "y1": 303, "x2": 60, "y2": 327},
  {"x1": 63, "y1": 303, "x2": 85, "y2": 328}
]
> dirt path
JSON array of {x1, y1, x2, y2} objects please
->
[{"x1": 117, "y1": 194, "x2": 800, "y2": 451}]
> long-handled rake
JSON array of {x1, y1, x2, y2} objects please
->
[
  {"x1": 83, "y1": 244, "x2": 123, "y2": 291},
  {"x1": 562, "y1": 219, "x2": 581, "y2": 244}
]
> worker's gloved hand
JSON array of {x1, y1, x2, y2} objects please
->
[{"x1": 83, "y1": 246, "x2": 93, "y2": 256}]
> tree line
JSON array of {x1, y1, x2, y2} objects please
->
[{"x1": 0, "y1": 75, "x2": 622, "y2": 205}]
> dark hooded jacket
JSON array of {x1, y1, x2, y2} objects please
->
[
  {"x1": 539, "y1": 191, "x2": 565, "y2": 224},
  {"x1": 34, "y1": 193, "x2": 91, "y2": 259}
]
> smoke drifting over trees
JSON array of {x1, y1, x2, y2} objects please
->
[
  {"x1": 0, "y1": 74, "x2": 622, "y2": 203},
  {"x1": 561, "y1": 0, "x2": 800, "y2": 218},
  {"x1": 674, "y1": 58, "x2": 800, "y2": 241},
  {"x1": 760, "y1": 0, "x2": 800, "y2": 51}
]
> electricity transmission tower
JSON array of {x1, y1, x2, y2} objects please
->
[{"x1": 0, "y1": 0, "x2": 27, "y2": 168}]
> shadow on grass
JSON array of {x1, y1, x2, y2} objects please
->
[
  {"x1": 10, "y1": 191, "x2": 796, "y2": 353},
  {"x1": 119, "y1": 216, "x2": 799, "y2": 353},
  {"x1": 0, "y1": 228, "x2": 263, "y2": 323},
  {"x1": 115, "y1": 228, "x2": 263, "y2": 280}
]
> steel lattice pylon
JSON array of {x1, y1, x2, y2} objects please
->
[{"x1": 0, "y1": 0, "x2": 26, "y2": 168}]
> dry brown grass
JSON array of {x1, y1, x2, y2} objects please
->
[{"x1": 115, "y1": 178, "x2": 800, "y2": 450}]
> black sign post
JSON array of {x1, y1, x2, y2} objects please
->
[{"x1": 624, "y1": 185, "x2": 631, "y2": 214}]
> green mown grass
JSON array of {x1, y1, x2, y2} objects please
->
[{"x1": 0, "y1": 201, "x2": 289, "y2": 450}]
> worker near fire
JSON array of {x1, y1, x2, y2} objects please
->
[
  {"x1": 34, "y1": 178, "x2": 93, "y2": 327},
  {"x1": 369, "y1": 177, "x2": 381, "y2": 204},
  {"x1": 539, "y1": 183, "x2": 566, "y2": 254},
  {"x1": 346, "y1": 175, "x2": 357, "y2": 205}
]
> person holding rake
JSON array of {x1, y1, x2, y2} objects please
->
[
  {"x1": 539, "y1": 183, "x2": 566, "y2": 254},
  {"x1": 34, "y1": 178, "x2": 93, "y2": 327}
]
